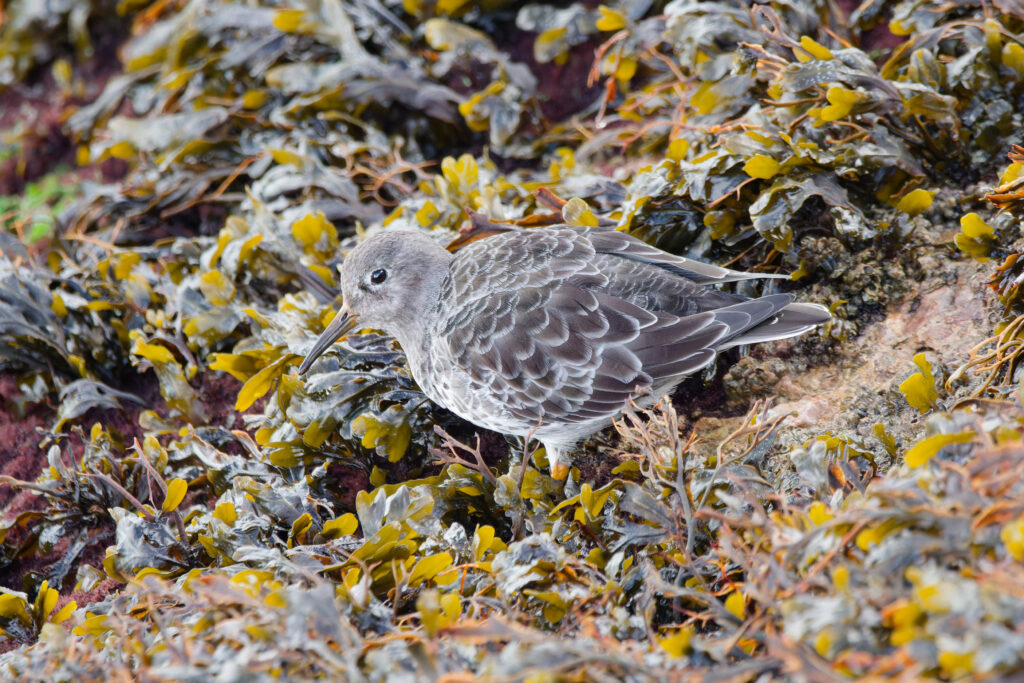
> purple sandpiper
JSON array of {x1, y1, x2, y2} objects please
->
[{"x1": 298, "y1": 225, "x2": 830, "y2": 478}]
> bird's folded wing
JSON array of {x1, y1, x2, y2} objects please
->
[{"x1": 435, "y1": 229, "x2": 797, "y2": 427}]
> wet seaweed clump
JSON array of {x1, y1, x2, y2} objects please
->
[{"x1": 0, "y1": 1, "x2": 1022, "y2": 680}]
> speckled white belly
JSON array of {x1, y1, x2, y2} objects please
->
[{"x1": 407, "y1": 338, "x2": 630, "y2": 449}]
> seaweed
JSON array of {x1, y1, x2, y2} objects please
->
[{"x1": 0, "y1": 0, "x2": 1022, "y2": 680}]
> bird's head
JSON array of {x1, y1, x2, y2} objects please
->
[{"x1": 298, "y1": 230, "x2": 452, "y2": 373}]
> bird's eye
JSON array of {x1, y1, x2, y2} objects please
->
[{"x1": 370, "y1": 268, "x2": 388, "y2": 284}]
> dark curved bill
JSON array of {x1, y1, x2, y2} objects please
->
[{"x1": 297, "y1": 306, "x2": 358, "y2": 374}]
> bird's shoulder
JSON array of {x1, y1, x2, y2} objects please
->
[{"x1": 442, "y1": 228, "x2": 594, "y2": 299}]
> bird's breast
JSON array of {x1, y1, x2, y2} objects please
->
[{"x1": 408, "y1": 336, "x2": 531, "y2": 436}]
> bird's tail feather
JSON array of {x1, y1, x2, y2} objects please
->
[{"x1": 719, "y1": 302, "x2": 830, "y2": 349}]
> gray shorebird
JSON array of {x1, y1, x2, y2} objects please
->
[{"x1": 298, "y1": 225, "x2": 829, "y2": 478}]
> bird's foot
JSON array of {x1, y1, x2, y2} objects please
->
[{"x1": 550, "y1": 461, "x2": 570, "y2": 481}]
